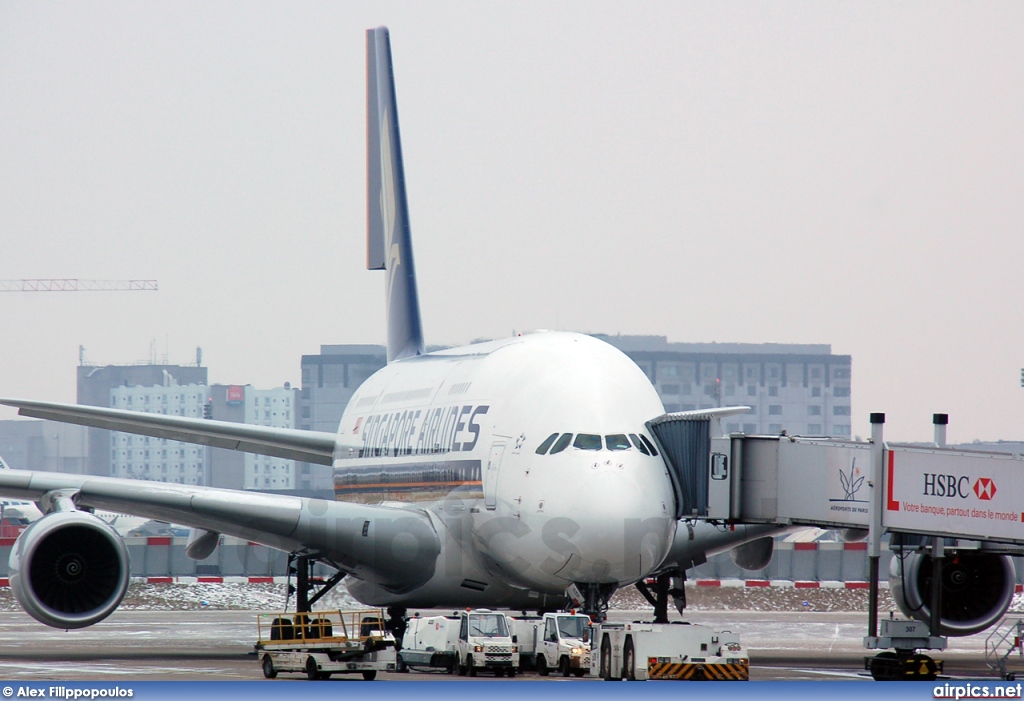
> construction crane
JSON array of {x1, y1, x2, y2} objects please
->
[{"x1": 0, "y1": 279, "x2": 158, "y2": 292}]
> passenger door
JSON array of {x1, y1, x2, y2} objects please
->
[{"x1": 483, "y1": 443, "x2": 505, "y2": 510}]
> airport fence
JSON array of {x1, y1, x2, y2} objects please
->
[
  {"x1": 0, "y1": 536, "x2": 1020, "y2": 586},
  {"x1": 0, "y1": 535, "x2": 293, "y2": 578}
]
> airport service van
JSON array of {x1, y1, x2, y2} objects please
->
[
  {"x1": 255, "y1": 609, "x2": 397, "y2": 680},
  {"x1": 511, "y1": 613, "x2": 592, "y2": 676},
  {"x1": 399, "y1": 614, "x2": 460, "y2": 672},
  {"x1": 401, "y1": 609, "x2": 519, "y2": 676},
  {"x1": 593, "y1": 621, "x2": 749, "y2": 681}
]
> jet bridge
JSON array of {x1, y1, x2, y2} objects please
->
[
  {"x1": 648, "y1": 411, "x2": 1024, "y2": 681},
  {"x1": 649, "y1": 415, "x2": 1024, "y2": 546}
]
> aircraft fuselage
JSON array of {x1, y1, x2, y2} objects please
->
[{"x1": 333, "y1": 332, "x2": 677, "y2": 605}]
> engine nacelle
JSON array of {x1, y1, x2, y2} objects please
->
[
  {"x1": 840, "y1": 528, "x2": 869, "y2": 543},
  {"x1": 890, "y1": 551, "x2": 1015, "y2": 637},
  {"x1": 9, "y1": 510, "x2": 131, "y2": 629},
  {"x1": 730, "y1": 536, "x2": 774, "y2": 571}
]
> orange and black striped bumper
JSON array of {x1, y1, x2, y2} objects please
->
[{"x1": 647, "y1": 660, "x2": 749, "y2": 681}]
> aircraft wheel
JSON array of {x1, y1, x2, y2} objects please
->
[
  {"x1": 269, "y1": 617, "x2": 293, "y2": 641},
  {"x1": 600, "y1": 637, "x2": 617, "y2": 681},
  {"x1": 623, "y1": 638, "x2": 636, "y2": 681},
  {"x1": 261, "y1": 655, "x2": 277, "y2": 679},
  {"x1": 310, "y1": 618, "x2": 333, "y2": 639},
  {"x1": 868, "y1": 651, "x2": 900, "y2": 682}
]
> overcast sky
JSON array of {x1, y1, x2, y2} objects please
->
[{"x1": 1, "y1": 2, "x2": 1022, "y2": 443}]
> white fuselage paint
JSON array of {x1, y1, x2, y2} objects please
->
[{"x1": 331, "y1": 332, "x2": 679, "y2": 607}]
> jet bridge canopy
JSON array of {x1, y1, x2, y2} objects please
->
[{"x1": 646, "y1": 415, "x2": 711, "y2": 519}]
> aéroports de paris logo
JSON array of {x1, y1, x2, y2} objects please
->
[{"x1": 831, "y1": 457, "x2": 866, "y2": 503}]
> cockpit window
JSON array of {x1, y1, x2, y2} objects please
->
[
  {"x1": 605, "y1": 434, "x2": 630, "y2": 451},
  {"x1": 573, "y1": 434, "x2": 602, "y2": 451},
  {"x1": 536, "y1": 433, "x2": 559, "y2": 455},
  {"x1": 640, "y1": 434, "x2": 659, "y2": 456},
  {"x1": 629, "y1": 434, "x2": 651, "y2": 455},
  {"x1": 549, "y1": 433, "x2": 573, "y2": 454}
]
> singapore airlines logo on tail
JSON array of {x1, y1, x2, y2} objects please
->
[{"x1": 379, "y1": 106, "x2": 401, "y2": 301}]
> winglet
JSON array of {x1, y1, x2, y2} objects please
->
[{"x1": 366, "y1": 26, "x2": 425, "y2": 363}]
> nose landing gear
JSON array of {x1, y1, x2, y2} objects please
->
[{"x1": 573, "y1": 582, "x2": 617, "y2": 621}]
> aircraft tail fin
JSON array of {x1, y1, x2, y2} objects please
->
[{"x1": 366, "y1": 26, "x2": 425, "y2": 363}]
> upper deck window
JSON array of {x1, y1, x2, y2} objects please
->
[
  {"x1": 605, "y1": 434, "x2": 630, "y2": 451},
  {"x1": 573, "y1": 434, "x2": 602, "y2": 451},
  {"x1": 549, "y1": 433, "x2": 573, "y2": 454},
  {"x1": 535, "y1": 433, "x2": 559, "y2": 455}
]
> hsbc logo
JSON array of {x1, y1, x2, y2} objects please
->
[
  {"x1": 973, "y1": 477, "x2": 997, "y2": 500},
  {"x1": 923, "y1": 473, "x2": 997, "y2": 500}
]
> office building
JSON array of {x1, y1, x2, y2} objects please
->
[
  {"x1": 109, "y1": 383, "x2": 208, "y2": 484},
  {"x1": 77, "y1": 363, "x2": 208, "y2": 476},
  {"x1": 242, "y1": 385, "x2": 297, "y2": 490},
  {"x1": 597, "y1": 335, "x2": 853, "y2": 437},
  {"x1": 0, "y1": 420, "x2": 88, "y2": 474},
  {"x1": 298, "y1": 344, "x2": 387, "y2": 492}
]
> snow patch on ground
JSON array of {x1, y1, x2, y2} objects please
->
[
  {"x1": 610, "y1": 583, "x2": 899, "y2": 613},
  {"x1": 0, "y1": 583, "x2": 362, "y2": 612},
  {"x1": 8, "y1": 580, "x2": 1013, "y2": 614}
]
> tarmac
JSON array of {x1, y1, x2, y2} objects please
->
[{"x1": 0, "y1": 606, "x2": 1010, "y2": 682}]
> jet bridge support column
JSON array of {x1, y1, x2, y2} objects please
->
[
  {"x1": 930, "y1": 413, "x2": 948, "y2": 638},
  {"x1": 864, "y1": 413, "x2": 945, "y2": 681},
  {"x1": 868, "y1": 413, "x2": 885, "y2": 639}
]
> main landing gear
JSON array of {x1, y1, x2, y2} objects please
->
[
  {"x1": 286, "y1": 554, "x2": 346, "y2": 615},
  {"x1": 635, "y1": 571, "x2": 686, "y2": 623},
  {"x1": 285, "y1": 555, "x2": 408, "y2": 648}
]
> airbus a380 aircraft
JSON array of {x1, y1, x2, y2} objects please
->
[{"x1": 1, "y1": 27, "x2": 1001, "y2": 640}]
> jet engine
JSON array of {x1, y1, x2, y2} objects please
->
[
  {"x1": 889, "y1": 551, "x2": 1015, "y2": 637},
  {"x1": 9, "y1": 510, "x2": 130, "y2": 629},
  {"x1": 729, "y1": 536, "x2": 774, "y2": 571}
]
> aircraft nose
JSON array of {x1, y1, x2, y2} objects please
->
[{"x1": 564, "y1": 459, "x2": 674, "y2": 584}]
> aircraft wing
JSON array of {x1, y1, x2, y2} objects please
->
[
  {"x1": 0, "y1": 398, "x2": 337, "y2": 465},
  {"x1": 0, "y1": 466, "x2": 440, "y2": 593}
]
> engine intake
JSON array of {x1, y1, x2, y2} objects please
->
[
  {"x1": 890, "y1": 551, "x2": 1015, "y2": 637},
  {"x1": 9, "y1": 511, "x2": 130, "y2": 629}
]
